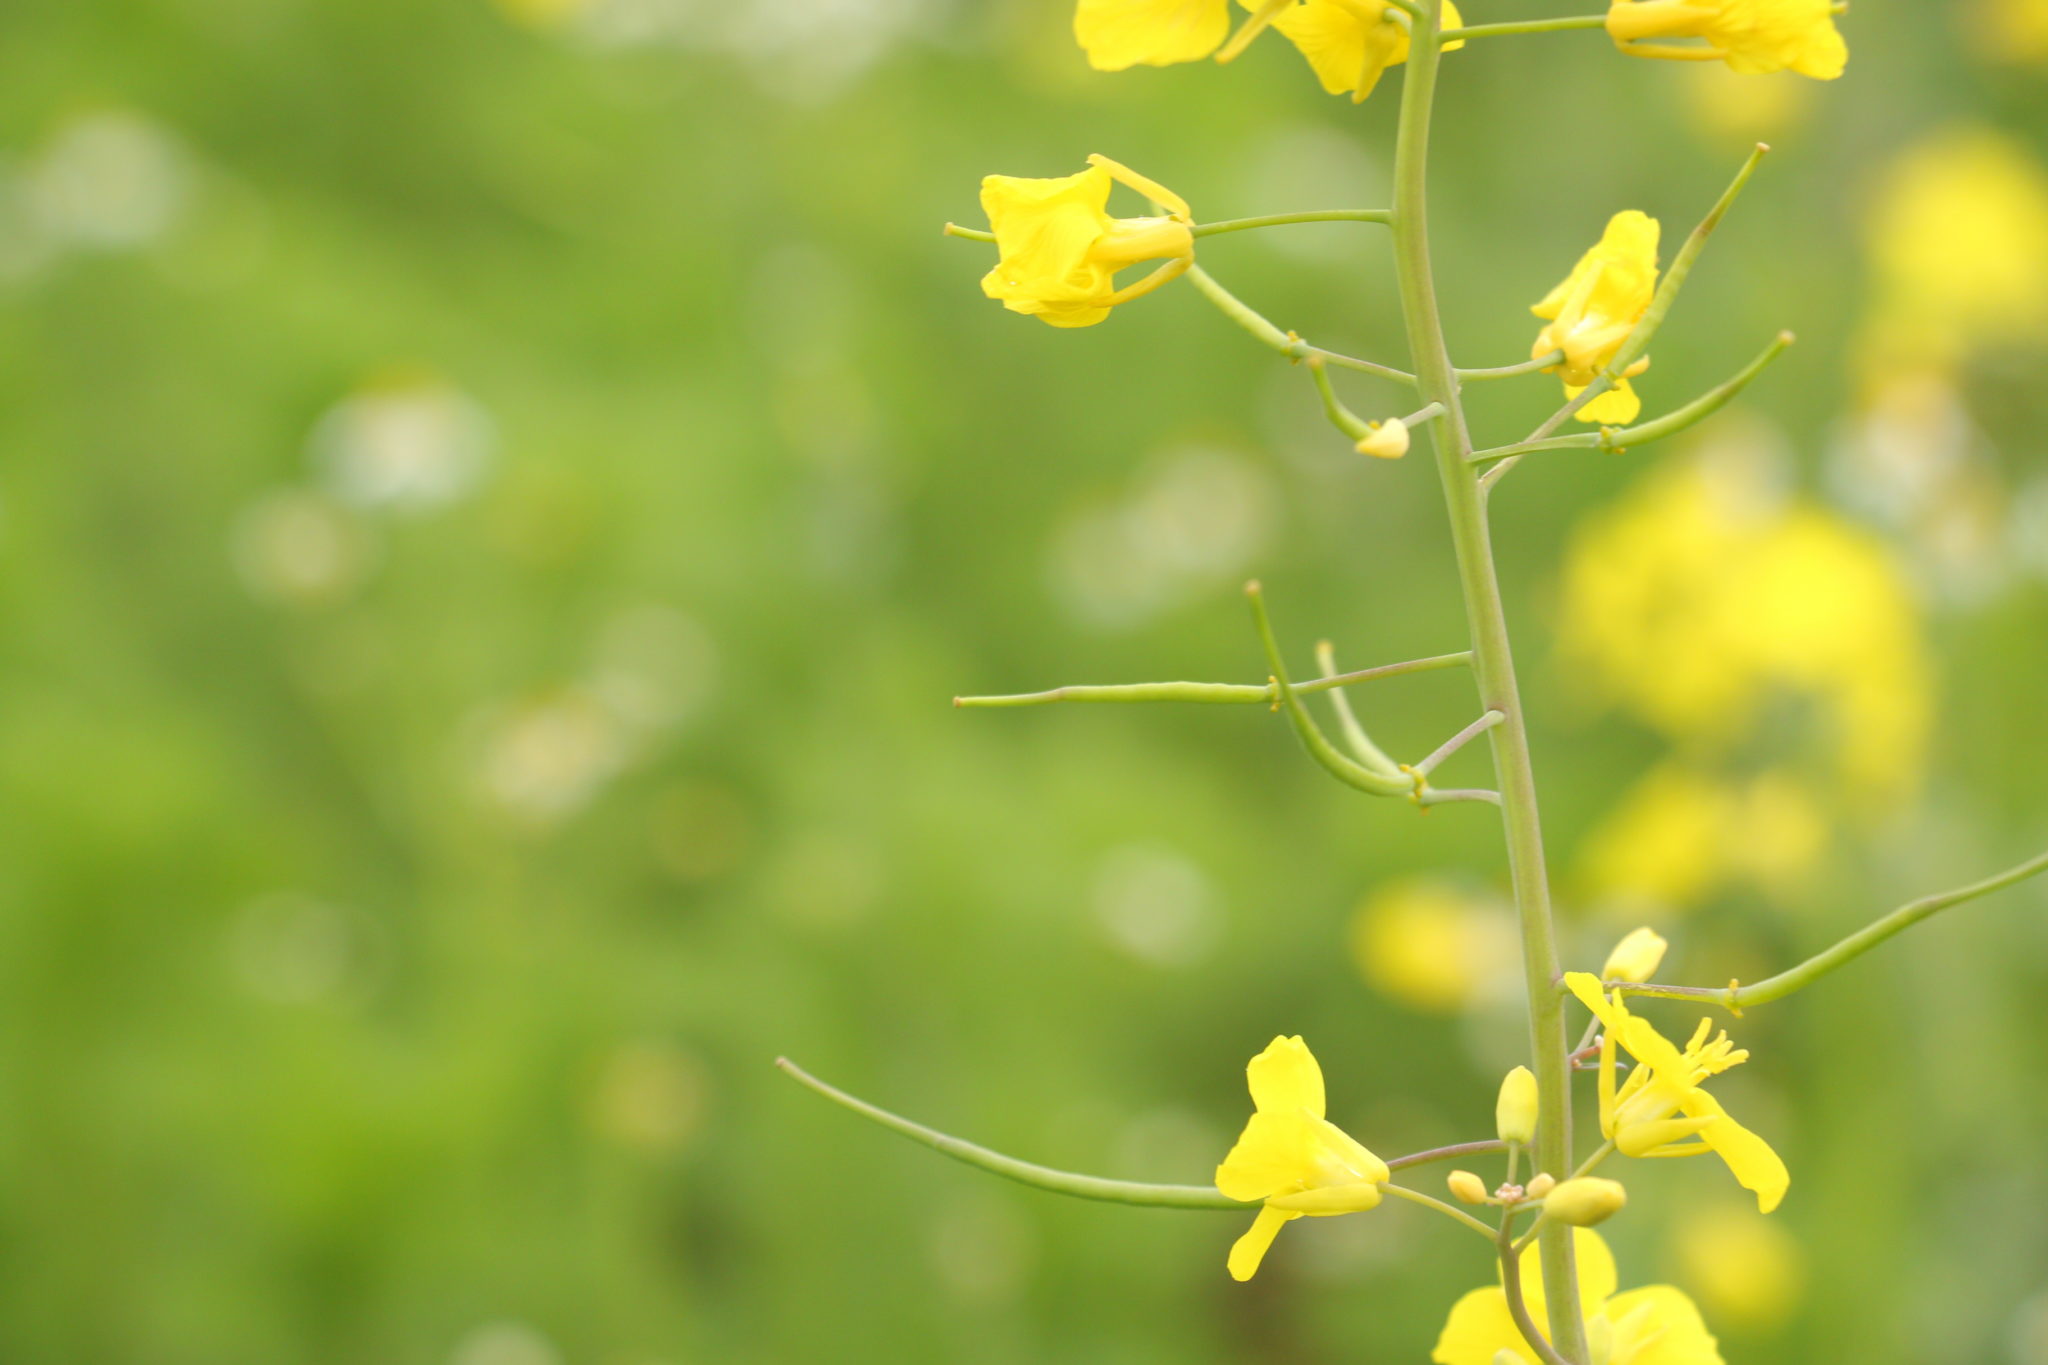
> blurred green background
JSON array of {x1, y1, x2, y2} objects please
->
[{"x1": 2, "y1": 1, "x2": 2046, "y2": 1361}]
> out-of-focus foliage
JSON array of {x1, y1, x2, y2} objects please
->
[{"x1": 0, "y1": 2, "x2": 2043, "y2": 1362}]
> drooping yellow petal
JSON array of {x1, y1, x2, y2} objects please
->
[
  {"x1": 1571, "y1": 377, "x2": 1644, "y2": 425},
  {"x1": 1607, "y1": 0, "x2": 1846, "y2": 80},
  {"x1": 1268, "y1": 1181, "x2": 1385, "y2": 1214},
  {"x1": 1226, "y1": 1203, "x2": 1300, "y2": 1281},
  {"x1": 1268, "y1": 0, "x2": 1465, "y2": 102},
  {"x1": 1430, "y1": 1287, "x2": 1528, "y2": 1365},
  {"x1": 1605, "y1": 1285, "x2": 1727, "y2": 1365},
  {"x1": 1215, "y1": 1110, "x2": 1319, "y2": 1202},
  {"x1": 1680, "y1": 1089, "x2": 1790, "y2": 1213},
  {"x1": 1247, "y1": 1034, "x2": 1326, "y2": 1117},
  {"x1": 1075, "y1": 0, "x2": 1232, "y2": 70}
]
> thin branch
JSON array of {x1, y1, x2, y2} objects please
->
[
  {"x1": 1576, "y1": 848, "x2": 2048, "y2": 1011},
  {"x1": 1457, "y1": 349, "x2": 1565, "y2": 382},
  {"x1": 1187, "y1": 265, "x2": 1418, "y2": 386},
  {"x1": 1386, "y1": 1138, "x2": 1509, "y2": 1172},
  {"x1": 1193, "y1": 210, "x2": 1393, "y2": 237},
  {"x1": 953, "y1": 650, "x2": 1472, "y2": 709},
  {"x1": 1417, "y1": 787, "x2": 1503, "y2": 808},
  {"x1": 1409, "y1": 709, "x2": 1506, "y2": 779},
  {"x1": 777, "y1": 1058, "x2": 1242, "y2": 1208},
  {"x1": 1247, "y1": 581, "x2": 1412, "y2": 796},
  {"x1": 1599, "y1": 330, "x2": 1795, "y2": 451},
  {"x1": 1442, "y1": 14, "x2": 1608, "y2": 40},
  {"x1": 1381, "y1": 1182, "x2": 1502, "y2": 1241}
]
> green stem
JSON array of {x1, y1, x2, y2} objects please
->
[
  {"x1": 1391, "y1": 7, "x2": 1588, "y2": 1359},
  {"x1": 1316, "y1": 640, "x2": 1405, "y2": 773},
  {"x1": 1187, "y1": 265, "x2": 1418, "y2": 385},
  {"x1": 952, "y1": 650, "x2": 1471, "y2": 709},
  {"x1": 777, "y1": 1058, "x2": 1241, "y2": 1208},
  {"x1": 1600, "y1": 329, "x2": 1794, "y2": 450},
  {"x1": 1442, "y1": 14, "x2": 1608, "y2": 40},
  {"x1": 1382, "y1": 1182, "x2": 1502, "y2": 1240},
  {"x1": 1603, "y1": 847, "x2": 2048, "y2": 1010},
  {"x1": 1458, "y1": 349, "x2": 1564, "y2": 381},
  {"x1": 1499, "y1": 1222, "x2": 1575, "y2": 1365},
  {"x1": 1247, "y1": 581, "x2": 1411, "y2": 793},
  {"x1": 1193, "y1": 210, "x2": 1393, "y2": 237}
]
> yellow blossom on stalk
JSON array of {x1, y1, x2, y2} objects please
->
[
  {"x1": 1606, "y1": 0, "x2": 1847, "y2": 79},
  {"x1": 1565, "y1": 973, "x2": 1789, "y2": 1213},
  {"x1": 975, "y1": 155, "x2": 1195, "y2": 329},
  {"x1": 1531, "y1": 211, "x2": 1661, "y2": 425},
  {"x1": 1215, "y1": 1035, "x2": 1389, "y2": 1281},
  {"x1": 1434, "y1": 1229, "x2": 1725, "y2": 1365},
  {"x1": 1270, "y1": 0, "x2": 1468, "y2": 103}
]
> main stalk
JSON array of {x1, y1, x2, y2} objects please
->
[{"x1": 1387, "y1": 7, "x2": 1588, "y2": 1360}]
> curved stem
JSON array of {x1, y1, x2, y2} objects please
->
[
  {"x1": 1187, "y1": 265, "x2": 1418, "y2": 385},
  {"x1": 1194, "y1": 210, "x2": 1392, "y2": 237},
  {"x1": 778, "y1": 1058, "x2": 1243, "y2": 1208},
  {"x1": 1387, "y1": 1137, "x2": 1509, "y2": 1171},
  {"x1": 1247, "y1": 581, "x2": 1412, "y2": 793},
  {"x1": 1600, "y1": 847, "x2": 2048, "y2": 1011},
  {"x1": 1500, "y1": 1225, "x2": 1575, "y2": 1365},
  {"x1": 1458, "y1": 349, "x2": 1565, "y2": 381},
  {"x1": 1382, "y1": 1182, "x2": 1502, "y2": 1240},
  {"x1": 1391, "y1": 7, "x2": 1588, "y2": 1358}
]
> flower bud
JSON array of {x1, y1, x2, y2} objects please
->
[
  {"x1": 1601, "y1": 926, "x2": 1669, "y2": 984},
  {"x1": 1447, "y1": 1170, "x2": 1489, "y2": 1205},
  {"x1": 1495, "y1": 1065, "x2": 1539, "y2": 1145},
  {"x1": 1543, "y1": 1176, "x2": 1627, "y2": 1227},
  {"x1": 1355, "y1": 418, "x2": 1409, "y2": 460},
  {"x1": 1524, "y1": 1173, "x2": 1557, "y2": 1199}
]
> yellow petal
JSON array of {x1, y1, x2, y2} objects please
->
[
  {"x1": 1247, "y1": 1034, "x2": 1325, "y2": 1117},
  {"x1": 1604, "y1": 1284, "x2": 1726, "y2": 1365},
  {"x1": 1074, "y1": 0, "x2": 1231, "y2": 71},
  {"x1": 1226, "y1": 1203, "x2": 1300, "y2": 1281},
  {"x1": 1682, "y1": 1089, "x2": 1790, "y2": 1213},
  {"x1": 1310, "y1": 1114, "x2": 1391, "y2": 1184},
  {"x1": 1267, "y1": 1181, "x2": 1384, "y2": 1214},
  {"x1": 1215, "y1": 1110, "x2": 1317, "y2": 1202},
  {"x1": 1431, "y1": 1287, "x2": 1530, "y2": 1365},
  {"x1": 1572, "y1": 377, "x2": 1644, "y2": 425}
]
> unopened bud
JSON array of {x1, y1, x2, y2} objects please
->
[
  {"x1": 1447, "y1": 1170, "x2": 1489, "y2": 1205},
  {"x1": 1602, "y1": 926, "x2": 1669, "y2": 984},
  {"x1": 1524, "y1": 1173, "x2": 1557, "y2": 1199},
  {"x1": 1495, "y1": 1065, "x2": 1539, "y2": 1145},
  {"x1": 1543, "y1": 1176, "x2": 1627, "y2": 1227},
  {"x1": 1355, "y1": 418, "x2": 1409, "y2": 460}
]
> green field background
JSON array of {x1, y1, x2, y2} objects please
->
[{"x1": 2, "y1": 1, "x2": 2046, "y2": 1361}]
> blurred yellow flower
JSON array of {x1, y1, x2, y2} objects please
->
[
  {"x1": 1215, "y1": 1035, "x2": 1389, "y2": 1280},
  {"x1": 1672, "y1": 1205, "x2": 1805, "y2": 1331},
  {"x1": 976, "y1": 155, "x2": 1194, "y2": 328},
  {"x1": 1433, "y1": 1229, "x2": 1725, "y2": 1365},
  {"x1": 1970, "y1": 0, "x2": 2048, "y2": 64},
  {"x1": 1531, "y1": 211, "x2": 1660, "y2": 425},
  {"x1": 1606, "y1": 0, "x2": 1846, "y2": 79},
  {"x1": 1270, "y1": 0, "x2": 1467, "y2": 103},
  {"x1": 1578, "y1": 764, "x2": 1829, "y2": 912},
  {"x1": 1566, "y1": 974, "x2": 1789, "y2": 1213},
  {"x1": 1860, "y1": 126, "x2": 2048, "y2": 375},
  {"x1": 1349, "y1": 877, "x2": 1517, "y2": 1013},
  {"x1": 1555, "y1": 447, "x2": 1933, "y2": 827}
]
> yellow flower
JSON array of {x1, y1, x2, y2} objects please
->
[
  {"x1": 1531, "y1": 211, "x2": 1660, "y2": 425},
  {"x1": 1270, "y1": 0, "x2": 1467, "y2": 103},
  {"x1": 976, "y1": 155, "x2": 1194, "y2": 329},
  {"x1": 1565, "y1": 973, "x2": 1789, "y2": 1213},
  {"x1": 1606, "y1": 0, "x2": 1847, "y2": 79},
  {"x1": 1215, "y1": 1035, "x2": 1389, "y2": 1281},
  {"x1": 1602, "y1": 927, "x2": 1670, "y2": 984},
  {"x1": 1433, "y1": 1229, "x2": 1725, "y2": 1365}
]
